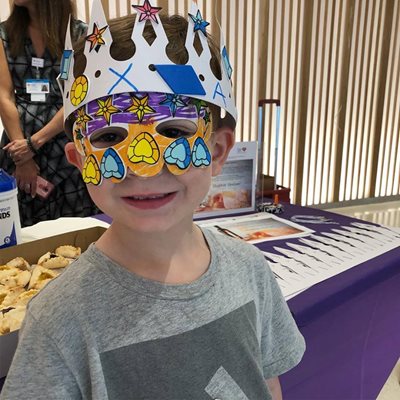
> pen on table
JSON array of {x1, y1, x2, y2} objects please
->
[{"x1": 214, "y1": 225, "x2": 243, "y2": 239}]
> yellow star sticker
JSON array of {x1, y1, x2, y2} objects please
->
[
  {"x1": 95, "y1": 97, "x2": 120, "y2": 125},
  {"x1": 75, "y1": 107, "x2": 92, "y2": 131},
  {"x1": 125, "y1": 94, "x2": 156, "y2": 122}
]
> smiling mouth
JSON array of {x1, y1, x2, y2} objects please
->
[
  {"x1": 129, "y1": 193, "x2": 170, "y2": 200},
  {"x1": 122, "y1": 192, "x2": 177, "y2": 209}
]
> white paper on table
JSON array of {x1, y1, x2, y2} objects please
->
[
  {"x1": 310, "y1": 234, "x2": 360, "y2": 256},
  {"x1": 299, "y1": 237, "x2": 353, "y2": 261},
  {"x1": 263, "y1": 251, "x2": 305, "y2": 278},
  {"x1": 350, "y1": 222, "x2": 400, "y2": 239},
  {"x1": 286, "y1": 242, "x2": 342, "y2": 265},
  {"x1": 264, "y1": 251, "x2": 321, "y2": 282},
  {"x1": 21, "y1": 217, "x2": 110, "y2": 243},
  {"x1": 341, "y1": 226, "x2": 389, "y2": 244},
  {"x1": 273, "y1": 246, "x2": 330, "y2": 273},
  {"x1": 268, "y1": 261, "x2": 312, "y2": 298},
  {"x1": 196, "y1": 212, "x2": 314, "y2": 244},
  {"x1": 265, "y1": 224, "x2": 400, "y2": 299},
  {"x1": 331, "y1": 228, "x2": 382, "y2": 250},
  {"x1": 320, "y1": 232, "x2": 366, "y2": 255}
]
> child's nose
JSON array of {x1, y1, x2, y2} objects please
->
[{"x1": 126, "y1": 165, "x2": 167, "y2": 179}]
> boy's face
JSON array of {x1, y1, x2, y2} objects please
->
[{"x1": 66, "y1": 91, "x2": 234, "y2": 232}]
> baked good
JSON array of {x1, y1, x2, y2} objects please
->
[
  {"x1": 55, "y1": 245, "x2": 81, "y2": 259},
  {"x1": 28, "y1": 265, "x2": 59, "y2": 290},
  {"x1": 0, "y1": 287, "x2": 25, "y2": 310},
  {"x1": 37, "y1": 252, "x2": 70, "y2": 269},
  {"x1": 6, "y1": 257, "x2": 31, "y2": 271},
  {"x1": 0, "y1": 307, "x2": 26, "y2": 334},
  {"x1": 0, "y1": 242, "x2": 82, "y2": 335},
  {"x1": 13, "y1": 289, "x2": 39, "y2": 307}
]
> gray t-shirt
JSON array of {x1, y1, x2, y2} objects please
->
[{"x1": 1, "y1": 229, "x2": 305, "y2": 400}]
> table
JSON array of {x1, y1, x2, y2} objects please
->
[
  {"x1": 1, "y1": 204, "x2": 399, "y2": 398},
  {"x1": 255, "y1": 204, "x2": 400, "y2": 400}
]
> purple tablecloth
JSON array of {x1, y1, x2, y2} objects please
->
[{"x1": 255, "y1": 204, "x2": 400, "y2": 400}]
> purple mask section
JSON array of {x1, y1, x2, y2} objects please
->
[{"x1": 85, "y1": 92, "x2": 204, "y2": 136}]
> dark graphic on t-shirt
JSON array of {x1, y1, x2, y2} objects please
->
[{"x1": 100, "y1": 301, "x2": 270, "y2": 399}]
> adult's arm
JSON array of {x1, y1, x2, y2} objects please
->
[
  {"x1": 4, "y1": 107, "x2": 65, "y2": 165},
  {"x1": 0, "y1": 39, "x2": 25, "y2": 142},
  {"x1": 0, "y1": 39, "x2": 39, "y2": 195}
]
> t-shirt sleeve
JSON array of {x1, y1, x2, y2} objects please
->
[
  {"x1": 260, "y1": 259, "x2": 306, "y2": 379},
  {"x1": 0, "y1": 310, "x2": 81, "y2": 400}
]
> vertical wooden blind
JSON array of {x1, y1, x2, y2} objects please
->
[{"x1": 1, "y1": 0, "x2": 399, "y2": 206}]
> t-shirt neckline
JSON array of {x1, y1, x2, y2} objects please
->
[{"x1": 86, "y1": 228, "x2": 219, "y2": 301}]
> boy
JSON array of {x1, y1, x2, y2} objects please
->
[{"x1": 1, "y1": 1, "x2": 305, "y2": 399}]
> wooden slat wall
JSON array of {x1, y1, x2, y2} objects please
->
[{"x1": 1, "y1": 0, "x2": 399, "y2": 206}]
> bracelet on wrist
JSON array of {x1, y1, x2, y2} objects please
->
[{"x1": 26, "y1": 136, "x2": 39, "y2": 155}]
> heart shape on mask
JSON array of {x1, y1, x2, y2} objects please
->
[
  {"x1": 82, "y1": 154, "x2": 102, "y2": 185},
  {"x1": 164, "y1": 137, "x2": 191, "y2": 169},
  {"x1": 127, "y1": 132, "x2": 160, "y2": 164},
  {"x1": 100, "y1": 148, "x2": 125, "y2": 180},
  {"x1": 191, "y1": 137, "x2": 211, "y2": 167}
]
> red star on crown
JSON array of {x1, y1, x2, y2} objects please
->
[
  {"x1": 86, "y1": 22, "x2": 108, "y2": 53},
  {"x1": 132, "y1": 0, "x2": 162, "y2": 23}
]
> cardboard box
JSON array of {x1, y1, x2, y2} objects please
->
[{"x1": 0, "y1": 226, "x2": 106, "y2": 378}]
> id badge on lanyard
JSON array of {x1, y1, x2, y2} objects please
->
[{"x1": 26, "y1": 57, "x2": 48, "y2": 102}]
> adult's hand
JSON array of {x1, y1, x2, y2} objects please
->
[
  {"x1": 4, "y1": 138, "x2": 35, "y2": 166},
  {"x1": 14, "y1": 159, "x2": 39, "y2": 197}
]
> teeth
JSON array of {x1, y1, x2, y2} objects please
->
[{"x1": 131, "y1": 194, "x2": 167, "y2": 200}]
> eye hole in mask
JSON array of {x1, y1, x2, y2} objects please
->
[
  {"x1": 89, "y1": 126, "x2": 128, "y2": 149},
  {"x1": 156, "y1": 119, "x2": 198, "y2": 139}
]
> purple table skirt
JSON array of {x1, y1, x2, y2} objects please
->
[{"x1": 253, "y1": 204, "x2": 400, "y2": 400}]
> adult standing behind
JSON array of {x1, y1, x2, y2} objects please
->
[{"x1": 0, "y1": 0, "x2": 99, "y2": 227}]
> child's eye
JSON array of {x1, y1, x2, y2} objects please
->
[
  {"x1": 90, "y1": 127, "x2": 128, "y2": 148},
  {"x1": 156, "y1": 119, "x2": 198, "y2": 139},
  {"x1": 157, "y1": 128, "x2": 191, "y2": 139}
]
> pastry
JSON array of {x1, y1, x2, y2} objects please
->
[
  {"x1": 1, "y1": 270, "x2": 31, "y2": 289},
  {"x1": 13, "y1": 289, "x2": 39, "y2": 307},
  {"x1": 6, "y1": 257, "x2": 31, "y2": 271},
  {"x1": 0, "y1": 287, "x2": 25, "y2": 310},
  {"x1": 37, "y1": 252, "x2": 70, "y2": 269},
  {"x1": 28, "y1": 265, "x2": 59, "y2": 290},
  {"x1": 55, "y1": 245, "x2": 81, "y2": 259},
  {"x1": 0, "y1": 307, "x2": 26, "y2": 334}
]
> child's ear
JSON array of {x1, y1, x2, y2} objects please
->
[
  {"x1": 65, "y1": 142, "x2": 84, "y2": 170},
  {"x1": 211, "y1": 127, "x2": 235, "y2": 177}
]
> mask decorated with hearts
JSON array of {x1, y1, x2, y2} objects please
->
[{"x1": 70, "y1": 91, "x2": 213, "y2": 185}]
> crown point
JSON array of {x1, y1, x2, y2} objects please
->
[{"x1": 188, "y1": 9, "x2": 210, "y2": 36}]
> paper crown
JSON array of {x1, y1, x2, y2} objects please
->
[{"x1": 59, "y1": 0, "x2": 237, "y2": 127}]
